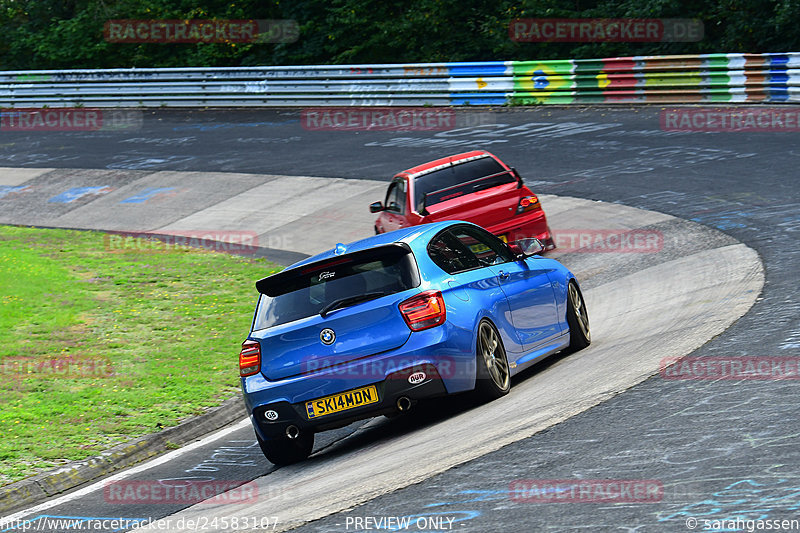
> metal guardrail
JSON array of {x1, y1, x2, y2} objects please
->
[{"x1": 1, "y1": 53, "x2": 798, "y2": 107}]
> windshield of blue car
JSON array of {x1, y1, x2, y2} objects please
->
[
  {"x1": 413, "y1": 156, "x2": 515, "y2": 211},
  {"x1": 253, "y1": 247, "x2": 420, "y2": 330}
]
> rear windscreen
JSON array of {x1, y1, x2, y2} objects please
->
[
  {"x1": 414, "y1": 157, "x2": 514, "y2": 210},
  {"x1": 253, "y1": 246, "x2": 419, "y2": 330}
]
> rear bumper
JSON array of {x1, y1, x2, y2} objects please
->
[
  {"x1": 484, "y1": 210, "x2": 555, "y2": 249},
  {"x1": 242, "y1": 322, "x2": 477, "y2": 438},
  {"x1": 250, "y1": 363, "x2": 448, "y2": 439}
]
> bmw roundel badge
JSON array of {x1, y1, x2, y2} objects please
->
[{"x1": 320, "y1": 328, "x2": 336, "y2": 345}]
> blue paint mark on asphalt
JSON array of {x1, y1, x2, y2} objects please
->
[
  {"x1": 690, "y1": 210, "x2": 749, "y2": 230},
  {"x1": 657, "y1": 478, "x2": 800, "y2": 526},
  {"x1": 424, "y1": 489, "x2": 507, "y2": 507},
  {"x1": 119, "y1": 187, "x2": 175, "y2": 204},
  {"x1": 1, "y1": 515, "x2": 148, "y2": 532},
  {"x1": 48, "y1": 186, "x2": 111, "y2": 203},
  {"x1": 0, "y1": 185, "x2": 28, "y2": 200}
]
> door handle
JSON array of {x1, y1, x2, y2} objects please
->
[{"x1": 498, "y1": 270, "x2": 509, "y2": 280}]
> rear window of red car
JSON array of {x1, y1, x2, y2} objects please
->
[{"x1": 414, "y1": 156, "x2": 514, "y2": 211}]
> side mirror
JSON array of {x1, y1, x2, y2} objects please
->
[
  {"x1": 369, "y1": 201, "x2": 384, "y2": 213},
  {"x1": 511, "y1": 238, "x2": 545, "y2": 258}
]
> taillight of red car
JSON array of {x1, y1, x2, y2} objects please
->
[
  {"x1": 239, "y1": 340, "x2": 261, "y2": 377},
  {"x1": 516, "y1": 194, "x2": 541, "y2": 214},
  {"x1": 399, "y1": 290, "x2": 446, "y2": 331}
]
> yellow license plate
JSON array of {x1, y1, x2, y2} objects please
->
[{"x1": 305, "y1": 385, "x2": 379, "y2": 419}]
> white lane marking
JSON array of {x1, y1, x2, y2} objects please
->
[{"x1": 0, "y1": 418, "x2": 251, "y2": 522}]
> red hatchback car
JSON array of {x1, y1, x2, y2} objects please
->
[{"x1": 370, "y1": 150, "x2": 555, "y2": 249}]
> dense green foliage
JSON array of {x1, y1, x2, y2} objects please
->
[{"x1": 0, "y1": 0, "x2": 799, "y2": 72}]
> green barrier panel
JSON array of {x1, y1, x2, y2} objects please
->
[{"x1": 511, "y1": 60, "x2": 577, "y2": 104}]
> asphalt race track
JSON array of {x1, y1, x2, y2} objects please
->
[{"x1": 1, "y1": 107, "x2": 797, "y2": 532}]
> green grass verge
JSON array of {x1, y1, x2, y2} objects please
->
[{"x1": 0, "y1": 225, "x2": 281, "y2": 485}]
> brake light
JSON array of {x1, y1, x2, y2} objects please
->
[
  {"x1": 239, "y1": 340, "x2": 261, "y2": 377},
  {"x1": 399, "y1": 290, "x2": 446, "y2": 331},
  {"x1": 300, "y1": 257, "x2": 350, "y2": 274},
  {"x1": 516, "y1": 195, "x2": 541, "y2": 214}
]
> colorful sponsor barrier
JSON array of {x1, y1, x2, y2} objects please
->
[{"x1": 0, "y1": 52, "x2": 798, "y2": 107}]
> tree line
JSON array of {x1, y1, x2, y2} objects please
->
[{"x1": 1, "y1": 0, "x2": 797, "y2": 70}]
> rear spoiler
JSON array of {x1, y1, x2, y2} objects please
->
[
  {"x1": 255, "y1": 243, "x2": 414, "y2": 297},
  {"x1": 421, "y1": 169, "x2": 522, "y2": 213}
]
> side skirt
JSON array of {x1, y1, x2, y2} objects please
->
[{"x1": 509, "y1": 333, "x2": 571, "y2": 377}]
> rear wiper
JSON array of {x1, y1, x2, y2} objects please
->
[{"x1": 319, "y1": 291, "x2": 388, "y2": 317}]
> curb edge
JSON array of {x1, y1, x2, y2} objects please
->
[{"x1": 0, "y1": 396, "x2": 246, "y2": 516}]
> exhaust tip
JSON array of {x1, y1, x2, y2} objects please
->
[
  {"x1": 285, "y1": 425, "x2": 300, "y2": 440},
  {"x1": 396, "y1": 396, "x2": 412, "y2": 412}
]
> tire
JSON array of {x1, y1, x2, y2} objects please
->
[
  {"x1": 474, "y1": 320, "x2": 511, "y2": 400},
  {"x1": 566, "y1": 281, "x2": 591, "y2": 351},
  {"x1": 256, "y1": 431, "x2": 314, "y2": 465}
]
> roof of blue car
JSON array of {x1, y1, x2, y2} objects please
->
[{"x1": 285, "y1": 221, "x2": 462, "y2": 270}]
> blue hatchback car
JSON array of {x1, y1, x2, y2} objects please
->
[{"x1": 239, "y1": 221, "x2": 590, "y2": 464}]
